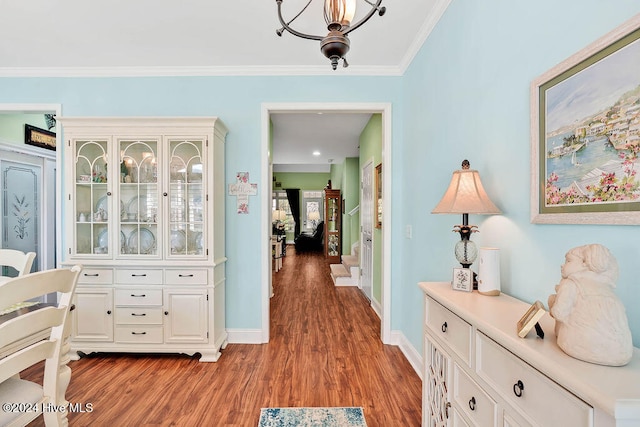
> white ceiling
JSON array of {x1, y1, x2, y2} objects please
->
[{"x1": 0, "y1": 0, "x2": 450, "y2": 171}]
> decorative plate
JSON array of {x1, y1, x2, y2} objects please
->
[
  {"x1": 127, "y1": 227, "x2": 156, "y2": 254},
  {"x1": 171, "y1": 229, "x2": 187, "y2": 253}
]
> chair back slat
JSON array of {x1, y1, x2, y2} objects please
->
[
  {"x1": 0, "y1": 307, "x2": 65, "y2": 348},
  {"x1": 0, "y1": 267, "x2": 79, "y2": 312},
  {"x1": 0, "y1": 340, "x2": 56, "y2": 384},
  {"x1": 0, "y1": 249, "x2": 36, "y2": 276}
]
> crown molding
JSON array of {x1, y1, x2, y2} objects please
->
[
  {"x1": 0, "y1": 64, "x2": 403, "y2": 78},
  {"x1": 399, "y1": 0, "x2": 452, "y2": 74}
]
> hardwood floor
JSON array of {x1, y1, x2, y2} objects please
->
[{"x1": 23, "y1": 247, "x2": 422, "y2": 426}]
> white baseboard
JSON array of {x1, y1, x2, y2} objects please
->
[
  {"x1": 390, "y1": 330, "x2": 423, "y2": 380},
  {"x1": 226, "y1": 329, "x2": 265, "y2": 344}
]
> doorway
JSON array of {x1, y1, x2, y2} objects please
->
[
  {"x1": 261, "y1": 103, "x2": 392, "y2": 344},
  {"x1": 0, "y1": 105, "x2": 61, "y2": 274}
]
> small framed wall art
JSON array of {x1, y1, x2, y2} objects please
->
[
  {"x1": 452, "y1": 267, "x2": 472, "y2": 292},
  {"x1": 25, "y1": 124, "x2": 56, "y2": 151}
]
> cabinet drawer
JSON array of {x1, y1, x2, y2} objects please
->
[
  {"x1": 476, "y1": 332, "x2": 593, "y2": 426},
  {"x1": 165, "y1": 269, "x2": 208, "y2": 285},
  {"x1": 78, "y1": 268, "x2": 113, "y2": 284},
  {"x1": 115, "y1": 289, "x2": 162, "y2": 306},
  {"x1": 426, "y1": 297, "x2": 472, "y2": 366},
  {"x1": 115, "y1": 307, "x2": 163, "y2": 325},
  {"x1": 115, "y1": 326, "x2": 163, "y2": 343},
  {"x1": 454, "y1": 363, "x2": 496, "y2": 427},
  {"x1": 115, "y1": 269, "x2": 162, "y2": 285}
]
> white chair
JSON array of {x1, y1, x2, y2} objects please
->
[
  {"x1": 0, "y1": 265, "x2": 82, "y2": 427},
  {"x1": 0, "y1": 249, "x2": 36, "y2": 277}
]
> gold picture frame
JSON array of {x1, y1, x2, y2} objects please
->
[
  {"x1": 531, "y1": 14, "x2": 640, "y2": 224},
  {"x1": 517, "y1": 301, "x2": 546, "y2": 338},
  {"x1": 375, "y1": 163, "x2": 382, "y2": 228}
]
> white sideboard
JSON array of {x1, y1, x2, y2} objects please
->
[{"x1": 419, "y1": 281, "x2": 640, "y2": 426}]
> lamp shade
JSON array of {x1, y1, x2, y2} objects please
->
[
  {"x1": 432, "y1": 163, "x2": 501, "y2": 215},
  {"x1": 325, "y1": 0, "x2": 356, "y2": 27},
  {"x1": 308, "y1": 211, "x2": 321, "y2": 221},
  {"x1": 273, "y1": 210, "x2": 287, "y2": 221}
]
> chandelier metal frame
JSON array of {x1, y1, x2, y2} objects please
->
[{"x1": 275, "y1": 0, "x2": 386, "y2": 70}]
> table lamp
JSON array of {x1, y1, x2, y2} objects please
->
[
  {"x1": 432, "y1": 160, "x2": 501, "y2": 274},
  {"x1": 308, "y1": 210, "x2": 320, "y2": 229}
]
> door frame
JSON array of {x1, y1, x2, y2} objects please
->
[
  {"x1": 260, "y1": 102, "x2": 392, "y2": 343},
  {"x1": 0, "y1": 104, "x2": 62, "y2": 270}
]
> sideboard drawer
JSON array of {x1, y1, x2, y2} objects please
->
[
  {"x1": 454, "y1": 363, "x2": 496, "y2": 426},
  {"x1": 78, "y1": 268, "x2": 113, "y2": 284},
  {"x1": 115, "y1": 326, "x2": 163, "y2": 343},
  {"x1": 426, "y1": 297, "x2": 472, "y2": 366},
  {"x1": 115, "y1": 307, "x2": 163, "y2": 325},
  {"x1": 115, "y1": 289, "x2": 163, "y2": 306},
  {"x1": 115, "y1": 269, "x2": 162, "y2": 285},
  {"x1": 476, "y1": 332, "x2": 593, "y2": 426},
  {"x1": 165, "y1": 269, "x2": 208, "y2": 285}
]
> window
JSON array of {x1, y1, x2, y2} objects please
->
[{"x1": 272, "y1": 191, "x2": 293, "y2": 232}]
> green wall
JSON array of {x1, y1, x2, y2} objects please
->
[
  {"x1": 273, "y1": 172, "x2": 329, "y2": 191},
  {"x1": 359, "y1": 114, "x2": 383, "y2": 303},
  {"x1": 0, "y1": 114, "x2": 55, "y2": 145},
  {"x1": 342, "y1": 157, "x2": 360, "y2": 254}
]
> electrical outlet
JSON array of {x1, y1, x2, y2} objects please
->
[{"x1": 406, "y1": 225, "x2": 412, "y2": 239}]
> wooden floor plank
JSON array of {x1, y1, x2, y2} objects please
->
[{"x1": 22, "y1": 247, "x2": 422, "y2": 426}]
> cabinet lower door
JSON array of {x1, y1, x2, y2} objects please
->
[
  {"x1": 72, "y1": 288, "x2": 114, "y2": 341},
  {"x1": 425, "y1": 336, "x2": 452, "y2": 427},
  {"x1": 163, "y1": 289, "x2": 208, "y2": 343}
]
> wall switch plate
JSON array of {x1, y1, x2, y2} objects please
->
[{"x1": 406, "y1": 225, "x2": 412, "y2": 239}]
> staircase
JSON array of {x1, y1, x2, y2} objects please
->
[{"x1": 330, "y1": 243, "x2": 360, "y2": 287}]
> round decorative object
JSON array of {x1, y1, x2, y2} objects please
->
[{"x1": 455, "y1": 239, "x2": 478, "y2": 266}]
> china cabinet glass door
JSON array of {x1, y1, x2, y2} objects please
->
[
  {"x1": 119, "y1": 139, "x2": 159, "y2": 256},
  {"x1": 74, "y1": 139, "x2": 110, "y2": 256},
  {"x1": 168, "y1": 138, "x2": 205, "y2": 257}
]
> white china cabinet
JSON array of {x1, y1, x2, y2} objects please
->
[{"x1": 61, "y1": 117, "x2": 227, "y2": 362}]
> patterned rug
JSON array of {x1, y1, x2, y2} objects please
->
[{"x1": 258, "y1": 407, "x2": 367, "y2": 427}]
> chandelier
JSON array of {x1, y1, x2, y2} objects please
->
[{"x1": 275, "y1": 0, "x2": 386, "y2": 70}]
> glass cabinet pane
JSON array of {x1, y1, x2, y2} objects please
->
[
  {"x1": 119, "y1": 139, "x2": 159, "y2": 256},
  {"x1": 74, "y1": 139, "x2": 110, "y2": 256},
  {"x1": 168, "y1": 139, "x2": 205, "y2": 256}
]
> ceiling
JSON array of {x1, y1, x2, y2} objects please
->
[{"x1": 0, "y1": 0, "x2": 449, "y2": 171}]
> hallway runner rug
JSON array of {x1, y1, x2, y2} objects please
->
[{"x1": 258, "y1": 407, "x2": 367, "y2": 427}]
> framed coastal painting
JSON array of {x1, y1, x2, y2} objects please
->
[{"x1": 531, "y1": 14, "x2": 640, "y2": 224}]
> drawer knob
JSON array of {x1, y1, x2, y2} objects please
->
[
  {"x1": 513, "y1": 380, "x2": 525, "y2": 397},
  {"x1": 106, "y1": 191, "x2": 112, "y2": 196},
  {"x1": 469, "y1": 396, "x2": 476, "y2": 411},
  {"x1": 164, "y1": 311, "x2": 169, "y2": 315},
  {"x1": 441, "y1": 322, "x2": 448, "y2": 333},
  {"x1": 107, "y1": 310, "x2": 112, "y2": 315}
]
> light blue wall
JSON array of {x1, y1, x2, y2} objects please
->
[
  {"x1": 1, "y1": 0, "x2": 639, "y2": 351},
  {"x1": 0, "y1": 76, "x2": 402, "y2": 331},
  {"x1": 400, "y1": 0, "x2": 640, "y2": 349}
]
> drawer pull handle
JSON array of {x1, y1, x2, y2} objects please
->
[
  {"x1": 131, "y1": 274, "x2": 147, "y2": 277},
  {"x1": 131, "y1": 313, "x2": 146, "y2": 316},
  {"x1": 469, "y1": 397, "x2": 476, "y2": 411},
  {"x1": 178, "y1": 274, "x2": 194, "y2": 277},
  {"x1": 513, "y1": 380, "x2": 524, "y2": 397},
  {"x1": 131, "y1": 332, "x2": 147, "y2": 335},
  {"x1": 83, "y1": 273, "x2": 99, "y2": 277},
  {"x1": 131, "y1": 294, "x2": 146, "y2": 297},
  {"x1": 441, "y1": 322, "x2": 448, "y2": 333}
]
